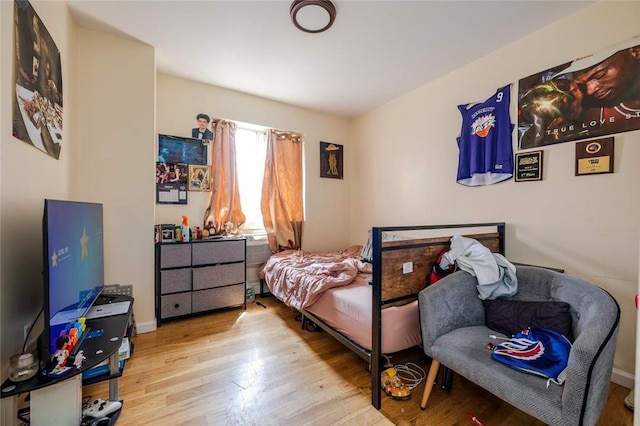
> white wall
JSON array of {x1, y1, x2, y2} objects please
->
[
  {"x1": 156, "y1": 74, "x2": 352, "y2": 253},
  {"x1": 0, "y1": 0, "x2": 76, "y2": 376},
  {"x1": 351, "y1": 1, "x2": 639, "y2": 377},
  {"x1": 75, "y1": 28, "x2": 156, "y2": 332}
]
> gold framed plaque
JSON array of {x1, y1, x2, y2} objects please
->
[
  {"x1": 515, "y1": 150, "x2": 543, "y2": 182},
  {"x1": 575, "y1": 137, "x2": 614, "y2": 176}
]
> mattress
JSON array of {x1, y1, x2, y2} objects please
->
[{"x1": 305, "y1": 273, "x2": 422, "y2": 354}]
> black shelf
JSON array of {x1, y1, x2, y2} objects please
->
[{"x1": 1, "y1": 295, "x2": 133, "y2": 398}]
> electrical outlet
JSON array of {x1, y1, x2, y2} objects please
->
[{"x1": 402, "y1": 262, "x2": 413, "y2": 274}]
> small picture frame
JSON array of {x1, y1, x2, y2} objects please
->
[
  {"x1": 320, "y1": 141, "x2": 343, "y2": 179},
  {"x1": 160, "y1": 224, "x2": 175, "y2": 242},
  {"x1": 515, "y1": 150, "x2": 543, "y2": 182},
  {"x1": 188, "y1": 165, "x2": 212, "y2": 191}
]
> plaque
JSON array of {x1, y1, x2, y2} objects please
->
[
  {"x1": 515, "y1": 150, "x2": 543, "y2": 182},
  {"x1": 575, "y1": 137, "x2": 614, "y2": 176}
]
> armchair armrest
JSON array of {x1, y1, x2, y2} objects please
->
[
  {"x1": 418, "y1": 271, "x2": 485, "y2": 352},
  {"x1": 560, "y1": 286, "x2": 620, "y2": 425}
]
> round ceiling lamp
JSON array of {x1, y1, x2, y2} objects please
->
[{"x1": 290, "y1": 0, "x2": 336, "y2": 34}]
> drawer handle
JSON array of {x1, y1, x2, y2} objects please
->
[{"x1": 174, "y1": 303, "x2": 180, "y2": 308}]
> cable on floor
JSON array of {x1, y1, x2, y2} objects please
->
[{"x1": 392, "y1": 362, "x2": 426, "y2": 390}]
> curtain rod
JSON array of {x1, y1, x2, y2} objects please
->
[{"x1": 211, "y1": 117, "x2": 301, "y2": 138}]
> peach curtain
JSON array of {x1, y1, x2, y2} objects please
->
[
  {"x1": 261, "y1": 129, "x2": 304, "y2": 252},
  {"x1": 203, "y1": 119, "x2": 246, "y2": 234}
]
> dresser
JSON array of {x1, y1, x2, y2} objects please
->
[{"x1": 155, "y1": 238, "x2": 246, "y2": 325}]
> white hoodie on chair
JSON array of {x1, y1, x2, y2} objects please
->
[{"x1": 439, "y1": 235, "x2": 517, "y2": 300}]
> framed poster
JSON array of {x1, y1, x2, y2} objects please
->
[
  {"x1": 188, "y1": 165, "x2": 211, "y2": 191},
  {"x1": 515, "y1": 151, "x2": 543, "y2": 182},
  {"x1": 320, "y1": 142, "x2": 343, "y2": 179},
  {"x1": 575, "y1": 137, "x2": 614, "y2": 176},
  {"x1": 13, "y1": 0, "x2": 64, "y2": 159},
  {"x1": 518, "y1": 36, "x2": 640, "y2": 150}
]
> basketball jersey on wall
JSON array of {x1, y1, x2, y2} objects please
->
[{"x1": 456, "y1": 85, "x2": 514, "y2": 186}]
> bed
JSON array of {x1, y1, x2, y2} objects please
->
[{"x1": 259, "y1": 222, "x2": 505, "y2": 409}]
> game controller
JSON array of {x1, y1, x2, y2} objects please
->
[{"x1": 82, "y1": 399, "x2": 122, "y2": 418}]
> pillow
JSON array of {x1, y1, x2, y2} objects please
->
[
  {"x1": 482, "y1": 299, "x2": 573, "y2": 340},
  {"x1": 360, "y1": 231, "x2": 411, "y2": 262}
]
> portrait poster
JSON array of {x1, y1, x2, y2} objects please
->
[
  {"x1": 13, "y1": 0, "x2": 64, "y2": 160},
  {"x1": 518, "y1": 36, "x2": 640, "y2": 150},
  {"x1": 320, "y1": 142, "x2": 343, "y2": 179}
]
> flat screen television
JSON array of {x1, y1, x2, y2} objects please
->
[{"x1": 41, "y1": 199, "x2": 104, "y2": 368}]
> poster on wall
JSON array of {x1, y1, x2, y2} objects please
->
[
  {"x1": 13, "y1": 0, "x2": 64, "y2": 160},
  {"x1": 156, "y1": 162, "x2": 188, "y2": 204},
  {"x1": 158, "y1": 134, "x2": 208, "y2": 165},
  {"x1": 518, "y1": 36, "x2": 640, "y2": 150},
  {"x1": 320, "y1": 142, "x2": 343, "y2": 179}
]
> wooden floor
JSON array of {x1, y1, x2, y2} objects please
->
[{"x1": 82, "y1": 297, "x2": 633, "y2": 426}]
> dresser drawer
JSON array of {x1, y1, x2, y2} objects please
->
[
  {"x1": 160, "y1": 268, "x2": 191, "y2": 294},
  {"x1": 192, "y1": 284, "x2": 245, "y2": 313},
  {"x1": 161, "y1": 293, "x2": 192, "y2": 319},
  {"x1": 160, "y1": 244, "x2": 191, "y2": 268},
  {"x1": 192, "y1": 239, "x2": 245, "y2": 265},
  {"x1": 192, "y1": 263, "x2": 245, "y2": 291}
]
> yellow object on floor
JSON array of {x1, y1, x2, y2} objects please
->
[{"x1": 381, "y1": 367, "x2": 411, "y2": 400}]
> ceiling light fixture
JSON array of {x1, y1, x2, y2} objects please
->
[{"x1": 290, "y1": 0, "x2": 336, "y2": 34}]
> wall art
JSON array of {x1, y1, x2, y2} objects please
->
[{"x1": 13, "y1": 0, "x2": 64, "y2": 159}]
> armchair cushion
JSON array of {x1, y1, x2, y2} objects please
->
[{"x1": 482, "y1": 298, "x2": 573, "y2": 339}]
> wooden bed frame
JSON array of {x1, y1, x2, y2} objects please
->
[{"x1": 299, "y1": 222, "x2": 505, "y2": 409}]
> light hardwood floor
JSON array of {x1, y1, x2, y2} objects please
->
[{"x1": 83, "y1": 297, "x2": 633, "y2": 425}]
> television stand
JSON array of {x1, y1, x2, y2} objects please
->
[{"x1": 0, "y1": 295, "x2": 133, "y2": 426}]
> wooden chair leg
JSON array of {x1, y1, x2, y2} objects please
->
[{"x1": 420, "y1": 359, "x2": 440, "y2": 410}]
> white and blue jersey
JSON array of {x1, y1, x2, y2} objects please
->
[{"x1": 456, "y1": 85, "x2": 514, "y2": 186}]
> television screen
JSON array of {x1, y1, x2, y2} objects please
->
[{"x1": 43, "y1": 199, "x2": 104, "y2": 361}]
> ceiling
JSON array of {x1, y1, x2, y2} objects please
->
[{"x1": 67, "y1": 1, "x2": 595, "y2": 118}]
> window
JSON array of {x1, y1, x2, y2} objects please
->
[{"x1": 235, "y1": 126, "x2": 267, "y2": 233}]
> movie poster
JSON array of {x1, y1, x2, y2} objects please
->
[
  {"x1": 518, "y1": 37, "x2": 640, "y2": 150},
  {"x1": 13, "y1": 0, "x2": 63, "y2": 160}
]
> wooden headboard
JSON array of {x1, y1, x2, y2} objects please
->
[
  {"x1": 368, "y1": 222, "x2": 504, "y2": 410},
  {"x1": 373, "y1": 224, "x2": 505, "y2": 303}
]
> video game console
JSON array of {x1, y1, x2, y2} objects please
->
[{"x1": 82, "y1": 399, "x2": 122, "y2": 418}]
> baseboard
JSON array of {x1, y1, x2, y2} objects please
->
[
  {"x1": 611, "y1": 368, "x2": 634, "y2": 389},
  {"x1": 135, "y1": 320, "x2": 157, "y2": 334}
]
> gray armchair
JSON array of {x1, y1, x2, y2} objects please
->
[{"x1": 418, "y1": 265, "x2": 620, "y2": 426}]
